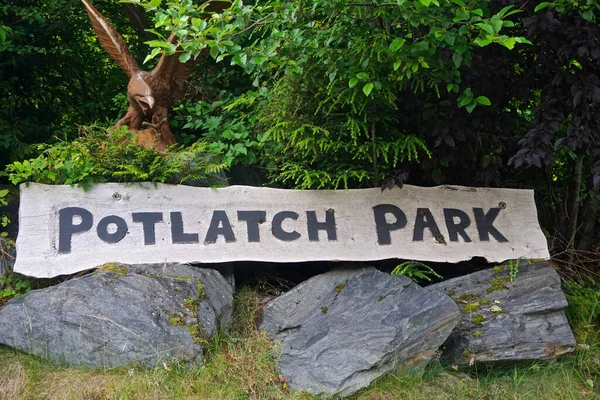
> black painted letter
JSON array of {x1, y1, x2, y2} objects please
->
[
  {"x1": 97, "y1": 215, "x2": 128, "y2": 244},
  {"x1": 306, "y1": 210, "x2": 337, "y2": 241},
  {"x1": 272, "y1": 211, "x2": 301, "y2": 241},
  {"x1": 237, "y1": 211, "x2": 266, "y2": 242},
  {"x1": 373, "y1": 204, "x2": 407, "y2": 245},
  {"x1": 413, "y1": 208, "x2": 442, "y2": 241},
  {"x1": 58, "y1": 207, "x2": 93, "y2": 253},
  {"x1": 473, "y1": 208, "x2": 508, "y2": 242},
  {"x1": 205, "y1": 210, "x2": 236, "y2": 243},
  {"x1": 171, "y1": 212, "x2": 199, "y2": 244},
  {"x1": 443, "y1": 208, "x2": 472, "y2": 242},
  {"x1": 132, "y1": 212, "x2": 163, "y2": 245}
]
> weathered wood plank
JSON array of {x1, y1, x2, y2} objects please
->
[{"x1": 15, "y1": 183, "x2": 549, "y2": 278}]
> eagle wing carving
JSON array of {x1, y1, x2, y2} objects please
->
[{"x1": 81, "y1": 0, "x2": 141, "y2": 78}]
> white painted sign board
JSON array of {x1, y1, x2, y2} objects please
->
[{"x1": 15, "y1": 183, "x2": 549, "y2": 278}]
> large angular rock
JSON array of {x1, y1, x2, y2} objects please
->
[
  {"x1": 428, "y1": 261, "x2": 576, "y2": 365},
  {"x1": 260, "y1": 267, "x2": 460, "y2": 397},
  {"x1": 0, "y1": 263, "x2": 233, "y2": 368}
]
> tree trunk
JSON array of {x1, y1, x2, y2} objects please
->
[{"x1": 566, "y1": 155, "x2": 583, "y2": 249}]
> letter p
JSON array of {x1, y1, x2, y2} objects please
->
[{"x1": 58, "y1": 207, "x2": 93, "y2": 253}]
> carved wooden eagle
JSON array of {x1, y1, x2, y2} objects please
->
[{"x1": 81, "y1": 0, "x2": 227, "y2": 150}]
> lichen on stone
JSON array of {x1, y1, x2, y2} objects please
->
[
  {"x1": 188, "y1": 323, "x2": 209, "y2": 346},
  {"x1": 461, "y1": 300, "x2": 489, "y2": 313},
  {"x1": 169, "y1": 314, "x2": 186, "y2": 327},
  {"x1": 196, "y1": 282, "x2": 206, "y2": 300},
  {"x1": 97, "y1": 263, "x2": 128, "y2": 276},
  {"x1": 456, "y1": 293, "x2": 480, "y2": 302},
  {"x1": 472, "y1": 314, "x2": 485, "y2": 326},
  {"x1": 184, "y1": 297, "x2": 199, "y2": 318},
  {"x1": 487, "y1": 278, "x2": 509, "y2": 294},
  {"x1": 335, "y1": 283, "x2": 346, "y2": 294},
  {"x1": 493, "y1": 265, "x2": 504, "y2": 275}
]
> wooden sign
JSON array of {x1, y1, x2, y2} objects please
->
[{"x1": 15, "y1": 183, "x2": 550, "y2": 278}]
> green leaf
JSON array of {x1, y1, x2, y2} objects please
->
[
  {"x1": 582, "y1": 10, "x2": 594, "y2": 21},
  {"x1": 475, "y1": 96, "x2": 491, "y2": 106},
  {"x1": 476, "y1": 23, "x2": 495, "y2": 36},
  {"x1": 143, "y1": 48, "x2": 161, "y2": 64},
  {"x1": 349, "y1": 78, "x2": 358, "y2": 88},
  {"x1": 466, "y1": 102, "x2": 477, "y2": 113},
  {"x1": 534, "y1": 2, "x2": 550, "y2": 12},
  {"x1": 178, "y1": 52, "x2": 191, "y2": 63},
  {"x1": 357, "y1": 72, "x2": 369, "y2": 81},
  {"x1": 473, "y1": 37, "x2": 492, "y2": 47},
  {"x1": 389, "y1": 37, "x2": 406, "y2": 53},
  {"x1": 491, "y1": 19, "x2": 503, "y2": 34},
  {"x1": 452, "y1": 52, "x2": 462, "y2": 68},
  {"x1": 458, "y1": 97, "x2": 471, "y2": 107},
  {"x1": 500, "y1": 37, "x2": 516, "y2": 50},
  {"x1": 363, "y1": 83, "x2": 374, "y2": 96},
  {"x1": 419, "y1": 0, "x2": 431, "y2": 6}
]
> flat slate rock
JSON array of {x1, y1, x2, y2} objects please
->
[
  {"x1": 428, "y1": 261, "x2": 576, "y2": 365},
  {"x1": 260, "y1": 267, "x2": 460, "y2": 397},
  {"x1": 0, "y1": 263, "x2": 233, "y2": 368}
]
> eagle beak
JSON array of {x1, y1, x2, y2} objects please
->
[
  {"x1": 137, "y1": 95, "x2": 155, "y2": 115},
  {"x1": 145, "y1": 95, "x2": 155, "y2": 110}
]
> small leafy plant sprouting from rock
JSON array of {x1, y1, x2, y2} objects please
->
[{"x1": 391, "y1": 261, "x2": 442, "y2": 283}]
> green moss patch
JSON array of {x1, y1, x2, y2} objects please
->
[
  {"x1": 487, "y1": 278, "x2": 509, "y2": 294},
  {"x1": 184, "y1": 297, "x2": 200, "y2": 318},
  {"x1": 472, "y1": 314, "x2": 485, "y2": 326},
  {"x1": 97, "y1": 263, "x2": 128, "y2": 276}
]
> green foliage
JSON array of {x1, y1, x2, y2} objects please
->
[
  {"x1": 125, "y1": 0, "x2": 532, "y2": 190},
  {"x1": 391, "y1": 260, "x2": 442, "y2": 283},
  {"x1": 175, "y1": 92, "x2": 261, "y2": 168},
  {"x1": 564, "y1": 278, "x2": 600, "y2": 343},
  {"x1": 4, "y1": 126, "x2": 226, "y2": 190},
  {"x1": 0, "y1": 189, "x2": 9, "y2": 240},
  {"x1": 0, "y1": 273, "x2": 31, "y2": 307}
]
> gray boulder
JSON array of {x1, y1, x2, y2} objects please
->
[
  {"x1": 428, "y1": 261, "x2": 576, "y2": 365},
  {"x1": 260, "y1": 267, "x2": 460, "y2": 397},
  {"x1": 0, "y1": 263, "x2": 233, "y2": 368}
]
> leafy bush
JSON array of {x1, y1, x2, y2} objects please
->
[
  {"x1": 4, "y1": 126, "x2": 226, "y2": 190},
  {"x1": 0, "y1": 273, "x2": 31, "y2": 307}
]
